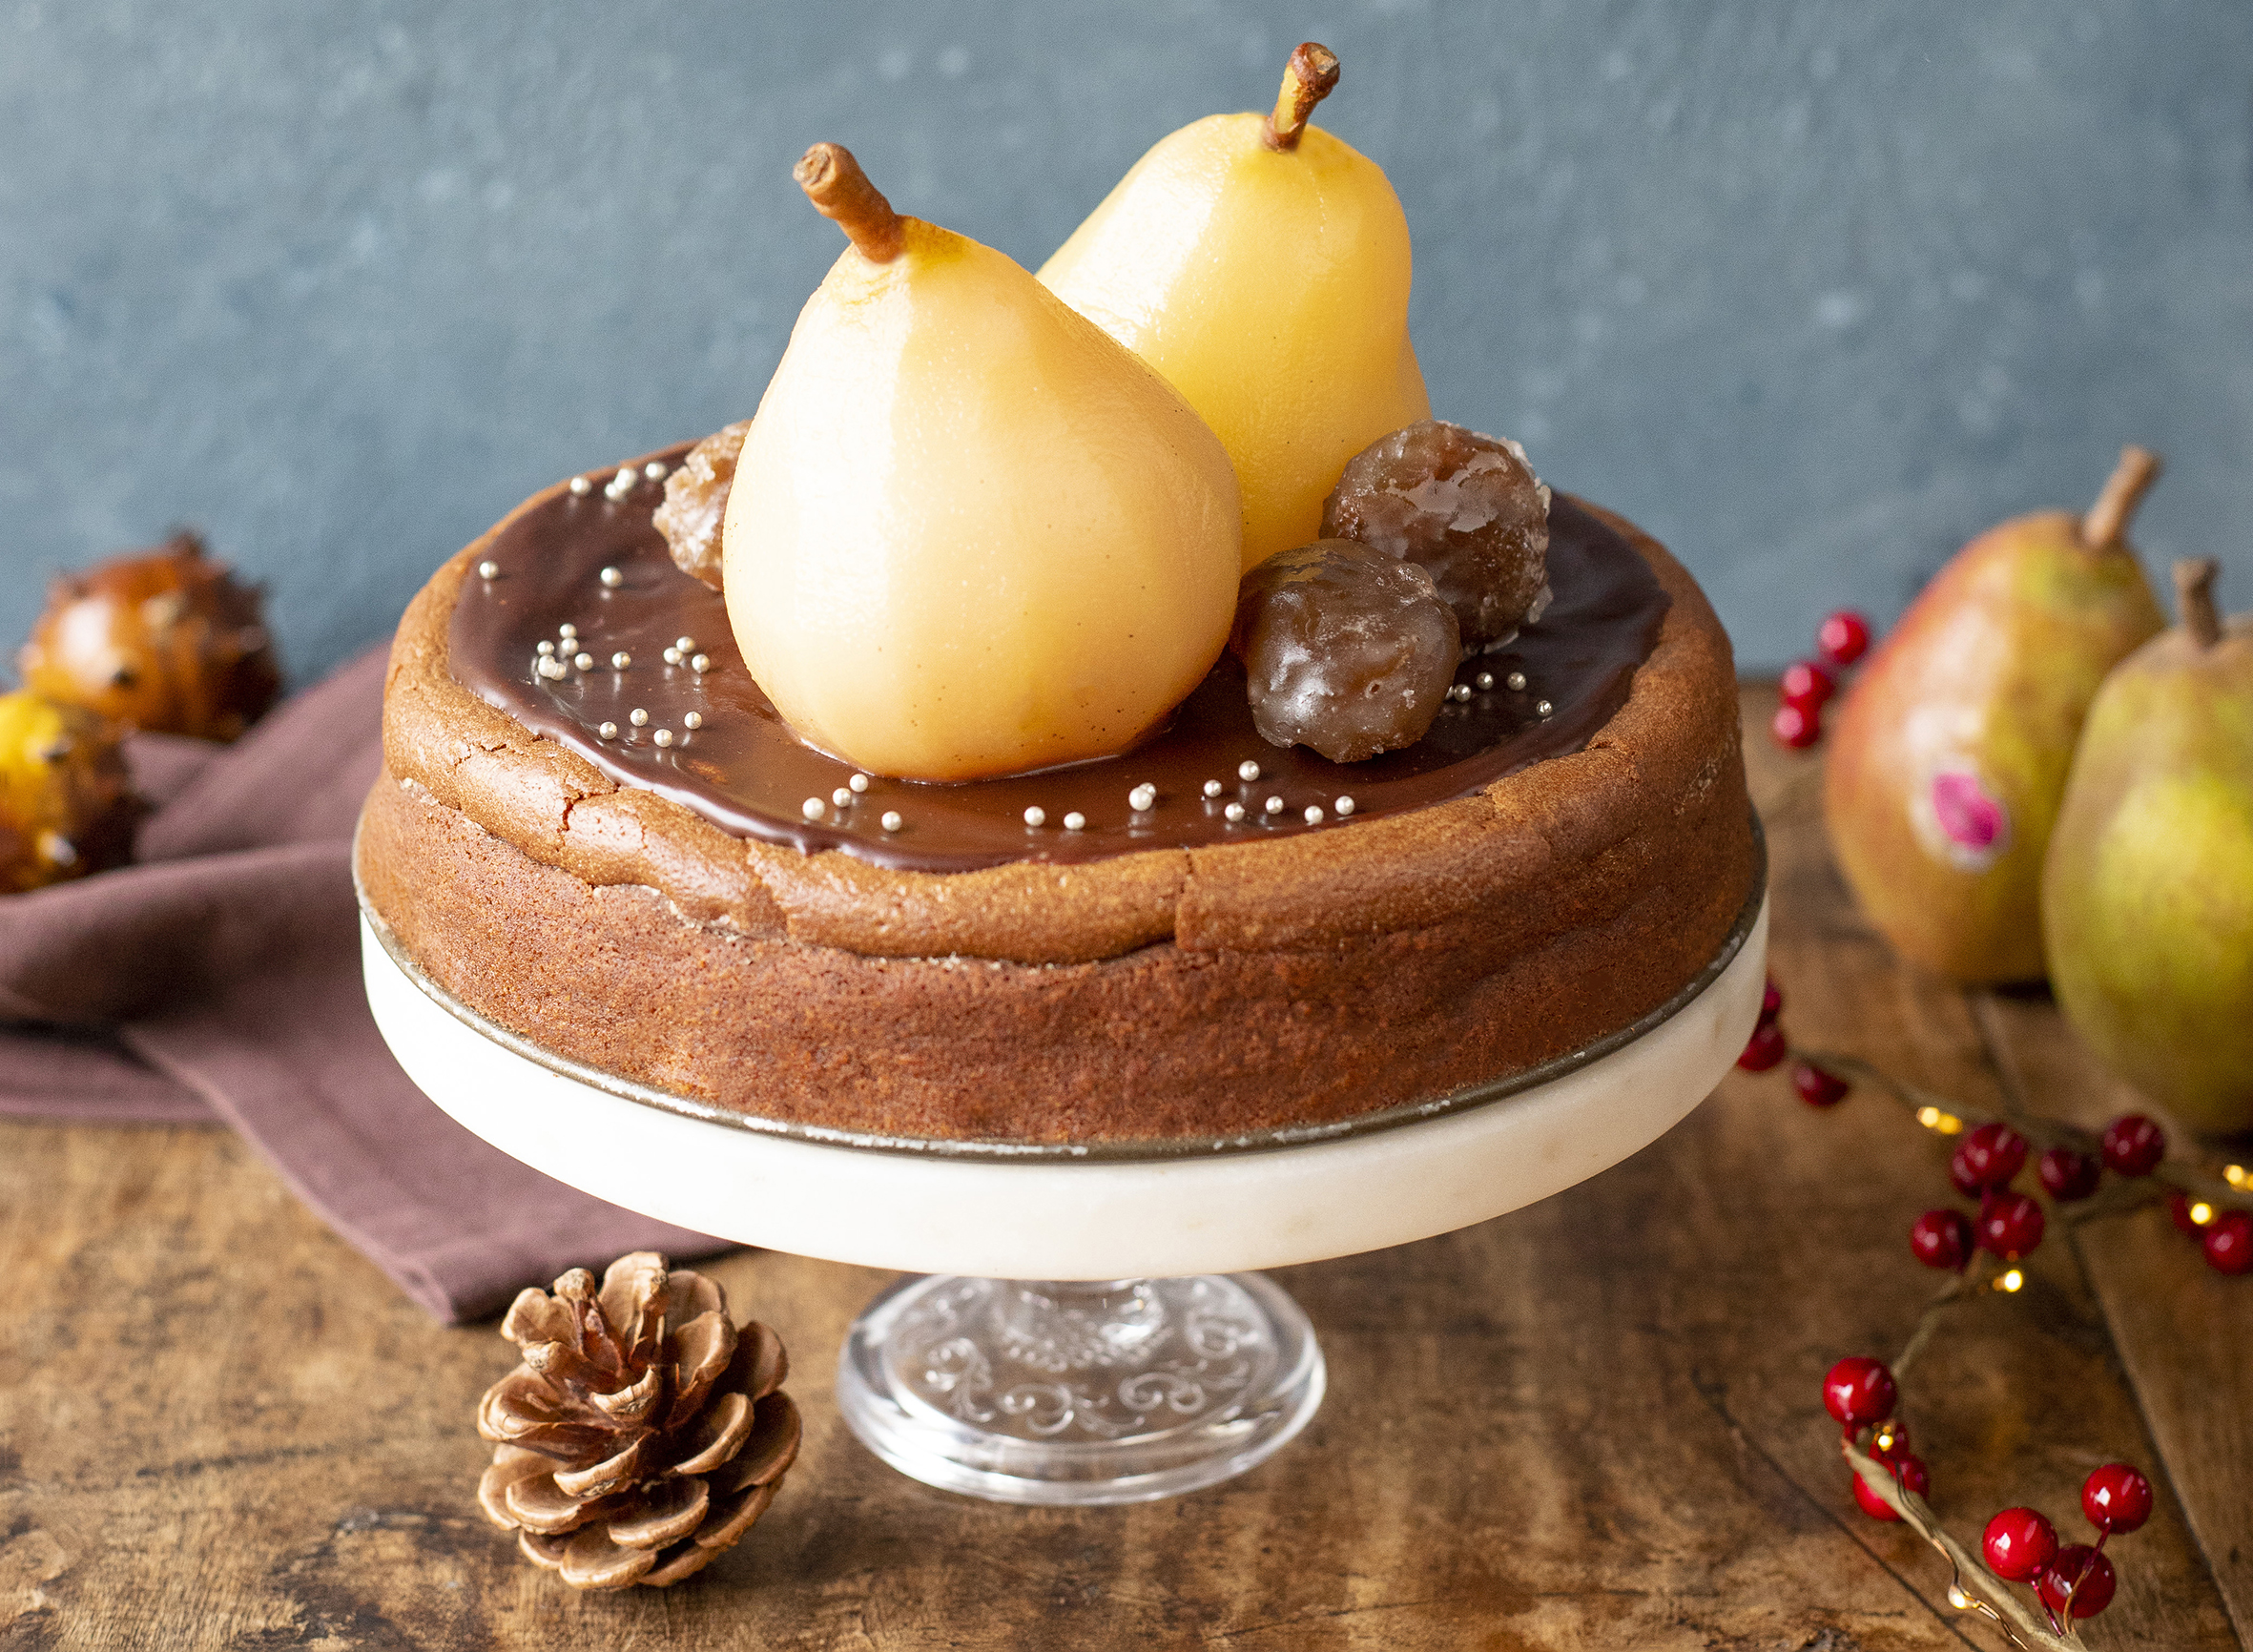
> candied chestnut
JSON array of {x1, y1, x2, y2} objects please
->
[
  {"x1": 1321, "y1": 419, "x2": 1551, "y2": 650},
  {"x1": 0, "y1": 691, "x2": 140, "y2": 894},
  {"x1": 1231, "y1": 540, "x2": 1459, "y2": 763},
  {"x1": 18, "y1": 531, "x2": 280, "y2": 741},
  {"x1": 652, "y1": 419, "x2": 750, "y2": 589}
]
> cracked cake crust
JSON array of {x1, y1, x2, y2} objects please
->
[{"x1": 357, "y1": 463, "x2": 1755, "y2": 1143}]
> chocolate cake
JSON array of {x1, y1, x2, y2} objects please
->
[{"x1": 357, "y1": 445, "x2": 1757, "y2": 1145}]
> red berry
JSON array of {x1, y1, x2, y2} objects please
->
[
  {"x1": 2037, "y1": 1146, "x2": 2100, "y2": 1202},
  {"x1": 1949, "y1": 1154, "x2": 1989, "y2": 1199},
  {"x1": 1976, "y1": 1192, "x2": 2045, "y2": 1260},
  {"x1": 1870, "y1": 1420, "x2": 1913, "y2": 1466},
  {"x1": 2101, "y1": 1113, "x2": 2165, "y2": 1176},
  {"x1": 2169, "y1": 1189, "x2": 2207, "y2": 1233},
  {"x1": 1851, "y1": 1451, "x2": 1929, "y2": 1522},
  {"x1": 1817, "y1": 609, "x2": 1872, "y2": 667},
  {"x1": 1982, "y1": 1507, "x2": 2058, "y2": 1580},
  {"x1": 1910, "y1": 1208, "x2": 1974, "y2": 1270},
  {"x1": 2036, "y1": 1544, "x2": 2117, "y2": 1619},
  {"x1": 1738, "y1": 1021, "x2": 1788, "y2": 1072},
  {"x1": 2205, "y1": 1209, "x2": 2253, "y2": 1275},
  {"x1": 1760, "y1": 978, "x2": 1784, "y2": 1022},
  {"x1": 1779, "y1": 659, "x2": 1836, "y2": 709},
  {"x1": 1771, "y1": 701, "x2": 1821, "y2": 750},
  {"x1": 1821, "y1": 1356, "x2": 1897, "y2": 1430},
  {"x1": 1792, "y1": 1062, "x2": 1850, "y2": 1107},
  {"x1": 1951, "y1": 1122, "x2": 2028, "y2": 1191},
  {"x1": 2081, "y1": 1462, "x2": 2153, "y2": 1535}
]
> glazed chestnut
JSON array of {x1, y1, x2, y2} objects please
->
[
  {"x1": 1230, "y1": 540, "x2": 1459, "y2": 763},
  {"x1": 18, "y1": 532, "x2": 279, "y2": 741},
  {"x1": 652, "y1": 419, "x2": 750, "y2": 590},
  {"x1": 1321, "y1": 419, "x2": 1551, "y2": 650}
]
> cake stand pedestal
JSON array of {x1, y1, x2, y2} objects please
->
[{"x1": 360, "y1": 886, "x2": 1765, "y2": 1505}]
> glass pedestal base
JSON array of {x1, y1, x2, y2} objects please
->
[{"x1": 836, "y1": 1273, "x2": 1325, "y2": 1505}]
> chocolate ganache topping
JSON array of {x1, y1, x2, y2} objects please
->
[{"x1": 451, "y1": 446, "x2": 1671, "y2": 874}]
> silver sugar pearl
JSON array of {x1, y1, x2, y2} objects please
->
[
  {"x1": 1202, "y1": 779, "x2": 1223, "y2": 798},
  {"x1": 610, "y1": 650, "x2": 631, "y2": 670},
  {"x1": 802, "y1": 797, "x2": 827, "y2": 821},
  {"x1": 848, "y1": 773, "x2": 870, "y2": 794},
  {"x1": 1063, "y1": 812, "x2": 1086, "y2": 831},
  {"x1": 597, "y1": 721, "x2": 618, "y2": 740},
  {"x1": 605, "y1": 466, "x2": 636, "y2": 500},
  {"x1": 644, "y1": 460, "x2": 669, "y2": 480},
  {"x1": 568, "y1": 476, "x2": 592, "y2": 497},
  {"x1": 833, "y1": 788, "x2": 854, "y2": 808},
  {"x1": 600, "y1": 566, "x2": 624, "y2": 589},
  {"x1": 1304, "y1": 804, "x2": 1326, "y2": 825},
  {"x1": 1023, "y1": 806, "x2": 1046, "y2": 828},
  {"x1": 1507, "y1": 671, "x2": 1527, "y2": 692},
  {"x1": 539, "y1": 657, "x2": 568, "y2": 679},
  {"x1": 478, "y1": 559, "x2": 500, "y2": 579},
  {"x1": 1537, "y1": 699, "x2": 1554, "y2": 717},
  {"x1": 683, "y1": 712, "x2": 703, "y2": 731},
  {"x1": 1476, "y1": 671, "x2": 1495, "y2": 691},
  {"x1": 1264, "y1": 795, "x2": 1284, "y2": 815},
  {"x1": 1224, "y1": 802, "x2": 1247, "y2": 823},
  {"x1": 629, "y1": 708, "x2": 649, "y2": 727},
  {"x1": 1335, "y1": 795, "x2": 1356, "y2": 816},
  {"x1": 536, "y1": 640, "x2": 555, "y2": 655},
  {"x1": 691, "y1": 653, "x2": 711, "y2": 673},
  {"x1": 1128, "y1": 783, "x2": 1156, "y2": 812},
  {"x1": 880, "y1": 810, "x2": 903, "y2": 832},
  {"x1": 652, "y1": 728, "x2": 674, "y2": 748},
  {"x1": 1237, "y1": 759, "x2": 1262, "y2": 782},
  {"x1": 675, "y1": 636, "x2": 696, "y2": 652},
  {"x1": 557, "y1": 622, "x2": 577, "y2": 639},
  {"x1": 663, "y1": 647, "x2": 682, "y2": 665},
  {"x1": 573, "y1": 652, "x2": 594, "y2": 671}
]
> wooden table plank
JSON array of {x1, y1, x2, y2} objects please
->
[{"x1": 0, "y1": 686, "x2": 2243, "y2": 1650}]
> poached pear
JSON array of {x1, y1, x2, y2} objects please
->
[
  {"x1": 1824, "y1": 447, "x2": 2169, "y2": 981},
  {"x1": 2043, "y1": 560, "x2": 2253, "y2": 1133},
  {"x1": 1037, "y1": 44, "x2": 1430, "y2": 571},
  {"x1": 722, "y1": 145, "x2": 1242, "y2": 782}
]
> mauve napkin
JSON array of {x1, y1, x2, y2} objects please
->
[{"x1": 0, "y1": 645, "x2": 725, "y2": 1321}]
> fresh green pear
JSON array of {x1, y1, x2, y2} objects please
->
[
  {"x1": 722, "y1": 145, "x2": 1242, "y2": 782},
  {"x1": 2043, "y1": 559, "x2": 2253, "y2": 1133},
  {"x1": 1037, "y1": 44, "x2": 1430, "y2": 571},
  {"x1": 1824, "y1": 448, "x2": 2169, "y2": 981}
]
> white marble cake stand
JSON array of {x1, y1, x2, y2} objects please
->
[{"x1": 361, "y1": 878, "x2": 1766, "y2": 1505}]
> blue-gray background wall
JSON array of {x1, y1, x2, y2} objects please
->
[{"x1": 5, "y1": 0, "x2": 2249, "y2": 681}]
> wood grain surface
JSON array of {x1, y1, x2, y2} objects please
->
[{"x1": 2, "y1": 685, "x2": 2245, "y2": 1650}]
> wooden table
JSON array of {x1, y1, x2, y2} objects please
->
[{"x1": 3, "y1": 685, "x2": 2246, "y2": 1650}]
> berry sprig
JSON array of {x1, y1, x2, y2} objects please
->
[
  {"x1": 1770, "y1": 609, "x2": 1872, "y2": 751},
  {"x1": 1740, "y1": 982, "x2": 2252, "y2": 1275},
  {"x1": 1738, "y1": 980, "x2": 2252, "y2": 1644}
]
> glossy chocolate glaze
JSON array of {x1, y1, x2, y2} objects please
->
[{"x1": 451, "y1": 448, "x2": 1671, "y2": 873}]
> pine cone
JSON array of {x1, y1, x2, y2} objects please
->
[{"x1": 475, "y1": 1252, "x2": 799, "y2": 1590}]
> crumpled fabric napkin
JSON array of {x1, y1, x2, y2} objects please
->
[{"x1": 0, "y1": 645, "x2": 724, "y2": 1321}]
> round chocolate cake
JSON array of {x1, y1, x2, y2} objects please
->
[{"x1": 358, "y1": 445, "x2": 1757, "y2": 1145}]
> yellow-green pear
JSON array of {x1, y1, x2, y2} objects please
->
[
  {"x1": 1038, "y1": 44, "x2": 1430, "y2": 571},
  {"x1": 2043, "y1": 560, "x2": 2253, "y2": 1133},
  {"x1": 1824, "y1": 448, "x2": 2169, "y2": 982},
  {"x1": 723, "y1": 145, "x2": 1242, "y2": 782}
]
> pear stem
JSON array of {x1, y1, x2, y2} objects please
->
[
  {"x1": 795, "y1": 142, "x2": 904, "y2": 263},
  {"x1": 1263, "y1": 42, "x2": 1340, "y2": 152},
  {"x1": 2174, "y1": 557, "x2": 2223, "y2": 649},
  {"x1": 2079, "y1": 444, "x2": 2161, "y2": 553}
]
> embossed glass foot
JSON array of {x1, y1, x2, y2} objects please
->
[{"x1": 835, "y1": 1273, "x2": 1324, "y2": 1505}]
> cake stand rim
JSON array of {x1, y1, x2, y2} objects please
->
[{"x1": 353, "y1": 810, "x2": 1764, "y2": 1166}]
